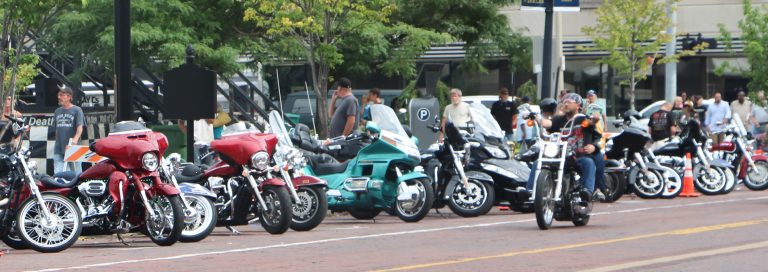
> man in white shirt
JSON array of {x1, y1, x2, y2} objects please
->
[
  {"x1": 440, "y1": 88, "x2": 471, "y2": 141},
  {"x1": 706, "y1": 92, "x2": 731, "y2": 144}
]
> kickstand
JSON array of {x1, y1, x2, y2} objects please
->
[
  {"x1": 434, "y1": 208, "x2": 449, "y2": 218},
  {"x1": 116, "y1": 233, "x2": 131, "y2": 246},
  {"x1": 225, "y1": 225, "x2": 241, "y2": 235}
]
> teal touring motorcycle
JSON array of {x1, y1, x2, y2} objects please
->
[{"x1": 289, "y1": 104, "x2": 434, "y2": 222}]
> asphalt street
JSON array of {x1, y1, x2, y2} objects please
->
[{"x1": 2, "y1": 186, "x2": 767, "y2": 272}]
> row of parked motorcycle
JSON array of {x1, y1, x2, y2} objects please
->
[{"x1": 1, "y1": 102, "x2": 765, "y2": 253}]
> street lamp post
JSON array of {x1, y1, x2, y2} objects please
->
[
  {"x1": 541, "y1": 0, "x2": 555, "y2": 99},
  {"x1": 115, "y1": 0, "x2": 132, "y2": 121}
]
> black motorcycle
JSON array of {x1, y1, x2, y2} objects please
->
[{"x1": 422, "y1": 120, "x2": 495, "y2": 217}]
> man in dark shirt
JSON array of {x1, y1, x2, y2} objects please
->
[
  {"x1": 524, "y1": 93, "x2": 602, "y2": 202},
  {"x1": 491, "y1": 88, "x2": 518, "y2": 141},
  {"x1": 328, "y1": 78, "x2": 359, "y2": 138},
  {"x1": 648, "y1": 102, "x2": 676, "y2": 148}
]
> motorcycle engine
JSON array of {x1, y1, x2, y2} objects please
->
[{"x1": 78, "y1": 180, "x2": 107, "y2": 197}]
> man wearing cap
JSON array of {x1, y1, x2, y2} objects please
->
[
  {"x1": 491, "y1": 88, "x2": 518, "y2": 142},
  {"x1": 524, "y1": 93, "x2": 603, "y2": 203},
  {"x1": 329, "y1": 77, "x2": 359, "y2": 138},
  {"x1": 53, "y1": 86, "x2": 85, "y2": 173}
]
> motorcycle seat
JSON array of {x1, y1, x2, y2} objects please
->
[
  {"x1": 307, "y1": 154, "x2": 350, "y2": 175},
  {"x1": 175, "y1": 164, "x2": 204, "y2": 183},
  {"x1": 41, "y1": 171, "x2": 81, "y2": 188},
  {"x1": 605, "y1": 159, "x2": 622, "y2": 168}
]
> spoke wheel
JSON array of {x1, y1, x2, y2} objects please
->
[{"x1": 16, "y1": 193, "x2": 82, "y2": 253}]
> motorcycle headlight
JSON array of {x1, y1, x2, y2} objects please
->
[
  {"x1": 250, "y1": 151, "x2": 270, "y2": 172},
  {"x1": 543, "y1": 144, "x2": 560, "y2": 158},
  {"x1": 142, "y1": 152, "x2": 159, "y2": 172},
  {"x1": 485, "y1": 146, "x2": 508, "y2": 159}
]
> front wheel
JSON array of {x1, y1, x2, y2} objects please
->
[
  {"x1": 602, "y1": 172, "x2": 625, "y2": 203},
  {"x1": 395, "y1": 178, "x2": 434, "y2": 223},
  {"x1": 447, "y1": 178, "x2": 495, "y2": 217},
  {"x1": 744, "y1": 160, "x2": 768, "y2": 191},
  {"x1": 16, "y1": 193, "x2": 82, "y2": 253},
  {"x1": 693, "y1": 165, "x2": 726, "y2": 195},
  {"x1": 290, "y1": 186, "x2": 328, "y2": 232},
  {"x1": 629, "y1": 166, "x2": 664, "y2": 199},
  {"x1": 720, "y1": 168, "x2": 736, "y2": 195},
  {"x1": 258, "y1": 186, "x2": 292, "y2": 234},
  {"x1": 179, "y1": 195, "x2": 217, "y2": 242},
  {"x1": 534, "y1": 169, "x2": 556, "y2": 230},
  {"x1": 659, "y1": 167, "x2": 683, "y2": 199},
  {"x1": 1, "y1": 223, "x2": 30, "y2": 250},
  {"x1": 145, "y1": 194, "x2": 185, "y2": 246}
]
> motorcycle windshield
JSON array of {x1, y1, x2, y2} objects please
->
[
  {"x1": 268, "y1": 111, "x2": 293, "y2": 148},
  {"x1": 468, "y1": 103, "x2": 505, "y2": 139},
  {"x1": 732, "y1": 114, "x2": 748, "y2": 137},
  {"x1": 222, "y1": 122, "x2": 260, "y2": 136},
  {"x1": 370, "y1": 104, "x2": 408, "y2": 139}
]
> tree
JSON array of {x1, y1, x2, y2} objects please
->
[
  {"x1": 718, "y1": 0, "x2": 768, "y2": 99},
  {"x1": 44, "y1": 0, "x2": 254, "y2": 78},
  {"x1": 0, "y1": 0, "x2": 77, "y2": 113},
  {"x1": 395, "y1": 0, "x2": 532, "y2": 74},
  {"x1": 244, "y1": 0, "x2": 448, "y2": 138},
  {"x1": 582, "y1": 0, "x2": 677, "y2": 110}
]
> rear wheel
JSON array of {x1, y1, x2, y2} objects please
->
[
  {"x1": 395, "y1": 178, "x2": 434, "y2": 223},
  {"x1": 744, "y1": 160, "x2": 768, "y2": 190},
  {"x1": 447, "y1": 179, "x2": 495, "y2": 217},
  {"x1": 16, "y1": 193, "x2": 82, "y2": 253},
  {"x1": 1, "y1": 223, "x2": 30, "y2": 250},
  {"x1": 534, "y1": 169, "x2": 556, "y2": 230},
  {"x1": 290, "y1": 186, "x2": 328, "y2": 231},
  {"x1": 602, "y1": 172, "x2": 625, "y2": 203},
  {"x1": 349, "y1": 209, "x2": 382, "y2": 220},
  {"x1": 179, "y1": 195, "x2": 217, "y2": 242},
  {"x1": 720, "y1": 168, "x2": 736, "y2": 194},
  {"x1": 258, "y1": 186, "x2": 292, "y2": 234},
  {"x1": 145, "y1": 194, "x2": 185, "y2": 246}
]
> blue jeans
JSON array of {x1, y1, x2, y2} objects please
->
[
  {"x1": 526, "y1": 155, "x2": 597, "y2": 194},
  {"x1": 591, "y1": 151, "x2": 606, "y2": 192},
  {"x1": 53, "y1": 154, "x2": 82, "y2": 174}
]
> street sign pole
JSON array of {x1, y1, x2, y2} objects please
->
[
  {"x1": 541, "y1": 0, "x2": 555, "y2": 99},
  {"x1": 115, "y1": 0, "x2": 132, "y2": 121}
]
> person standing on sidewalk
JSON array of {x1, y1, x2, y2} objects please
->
[
  {"x1": 328, "y1": 77, "x2": 359, "y2": 138},
  {"x1": 491, "y1": 88, "x2": 517, "y2": 142},
  {"x1": 53, "y1": 87, "x2": 84, "y2": 173},
  {"x1": 706, "y1": 92, "x2": 731, "y2": 144},
  {"x1": 731, "y1": 91, "x2": 752, "y2": 131}
]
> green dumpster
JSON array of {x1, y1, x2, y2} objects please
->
[
  {"x1": 284, "y1": 113, "x2": 300, "y2": 125},
  {"x1": 150, "y1": 125, "x2": 187, "y2": 158}
]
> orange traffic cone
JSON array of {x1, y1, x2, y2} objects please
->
[{"x1": 679, "y1": 152, "x2": 700, "y2": 197}]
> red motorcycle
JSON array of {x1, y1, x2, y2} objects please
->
[
  {"x1": 710, "y1": 115, "x2": 768, "y2": 191},
  {"x1": 175, "y1": 129, "x2": 293, "y2": 234},
  {"x1": 40, "y1": 121, "x2": 185, "y2": 246}
]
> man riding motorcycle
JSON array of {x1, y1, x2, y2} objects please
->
[{"x1": 524, "y1": 93, "x2": 604, "y2": 202}]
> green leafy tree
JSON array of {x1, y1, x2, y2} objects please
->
[
  {"x1": 44, "y1": 0, "x2": 254, "y2": 78},
  {"x1": 0, "y1": 0, "x2": 77, "y2": 112},
  {"x1": 244, "y1": 0, "x2": 448, "y2": 138},
  {"x1": 395, "y1": 0, "x2": 532, "y2": 74},
  {"x1": 718, "y1": 0, "x2": 768, "y2": 100},
  {"x1": 582, "y1": 0, "x2": 677, "y2": 110}
]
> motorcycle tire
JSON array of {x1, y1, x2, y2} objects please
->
[
  {"x1": 572, "y1": 213, "x2": 590, "y2": 227},
  {"x1": 659, "y1": 166, "x2": 683, "y2": 199},
  {"x1": 395, "y1": 178, "x2": 434, "y2": 223},
  {"x1": 448, "y1": 179, "x2": 495, "y2": 217},
  {"x1": 349, "y1": 209, "x2": 382, "y2": 220},
  {"x1": 720, "y1": 168, "x2": 736, "y2": 195},
  {"x1": 629, "y1": 166, "x2": 664, "y2": 199},
  {"x1": 16, "y1": 193, "x2": 82, "y2": 253},
  {"x1": 602, "y1": 172, "x2": 625, "y2": 203},
  {"x1": 180, "y1": 195, "x2": 217, "y2": 242},
  {"x1": 290, "y1": 186, "x2": 328, "y2": 232},
  {"x1": 744, "y1": 160, "x2": 768, "y2": 191},
  {"x1": 693, "y1": 165, "x2": 726, "y2": 195},
  {"x1": 0, "y1": 223, "x2": 29, "y2": 250},
  {"x1": 534, "y1": 169, "x2": 556, "y2": 230},
  {"x1": 145, "y1": 194, "x2": 185, "y2": 246},
  {"x1": 258, "y1": 186, "x2": 292, "y2": 235}
]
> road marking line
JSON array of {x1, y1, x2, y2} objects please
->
[
  {"x1": 31, "y1": 195, "x2": 768, "y2": 272},
  {"x1": 375, "y1": 220, "x2": 767, "y2": 272},
  {"x1": 579, "y1": 240, "x2": 768, "y2": 272}
]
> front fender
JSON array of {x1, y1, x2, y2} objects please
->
[
  {"x1": 711, "y1": 159, "x2": 734, "y2": 168},
  {"x1": 149, "y1": 178, "x2": 181, "y2": 196},
  {"x1": 292, "y1": 175, "x2": 327, "y2": 189},
  {"x1": 259, "y1": 177, "x2": 287, "y2": 189},
  {"x1": 397, "y1": 171, "x2": 431, "y2": 185},
  {"x1": 751, "y1": 154, "x2": 768, "y2": 162},
  {"x1": 443, "y1": 171, "x2": 493, "y2": 200},
  {"x1": 465, "y1": 171, "x2": 494, "y2": 184},
  {"x1": 178, "y1": 182, "x2": 216, "y2": 199}
]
